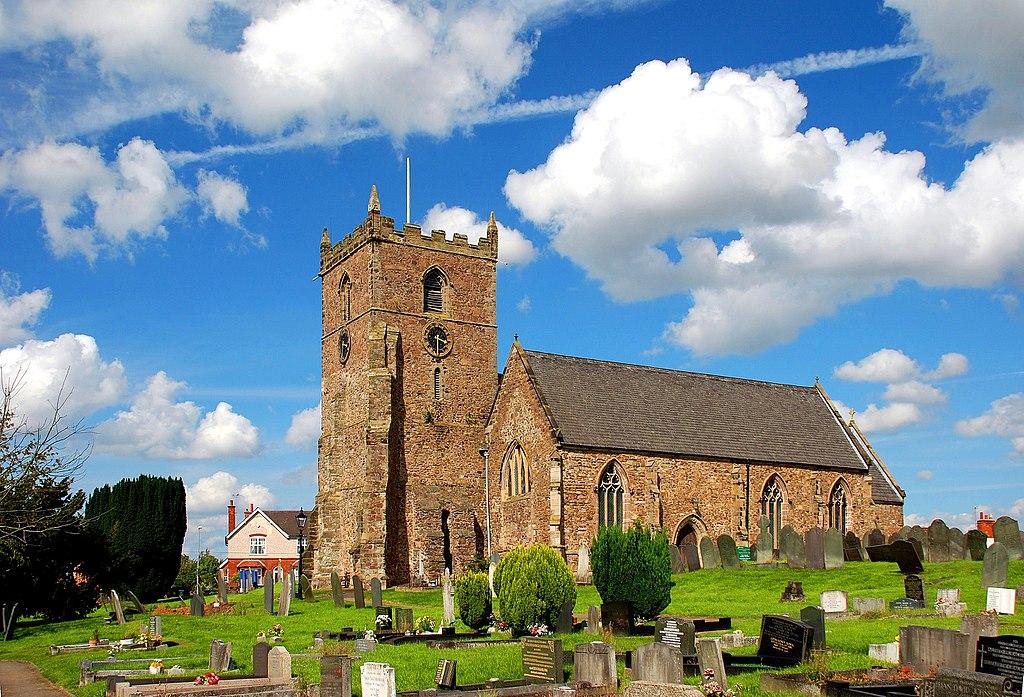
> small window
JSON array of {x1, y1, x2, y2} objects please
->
[
  {"x1": 828, "y1": 480, "x2": 850, "y2": 534},
  {"x1": 339, "y1": 273, "x2": 352, "y2": 322},
  {"x1": 596, "y1": 461, "x2": 625, "y2": 528},
  {"x1": 433, "y1": 368, "x2": 442, "y2": 400},
  {"x1": 423, "y1": 268, "x2": 445, "y2": 313},
  {"x1": 249, "y1": 536, "x2": 266, "y2": 555},
  {"x1": 339, "y1": 330, "x2": 350, "y2": 364},
  {"x1": 501, "y1": 442, "x2": 531, "y2": 497}
]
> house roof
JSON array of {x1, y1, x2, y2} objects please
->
[
  {"x1": 224, "y1": 507, "x2": 311, "y2": 544},
  {"x1": 521, "y1": 349, "x2": 870, "y2": 472}
]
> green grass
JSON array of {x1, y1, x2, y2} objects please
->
[{"x1": 2, "y1": 559, "x2": 1023, "y2": 696}]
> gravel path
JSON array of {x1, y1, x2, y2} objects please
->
[{"x1": 0, "y1": 661, "x2": 72, "y2": 696}]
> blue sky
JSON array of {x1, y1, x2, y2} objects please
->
[{"x1": 2, "y1": 0, "x2": 1023, "y2": 554}]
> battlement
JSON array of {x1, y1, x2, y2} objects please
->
[{"x1": 320, "y1": 186, "x2": 498, "y2": 275}]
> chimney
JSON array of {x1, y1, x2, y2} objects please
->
[{"x1": 227, "y1": 499, "x2": 236, "y2": 535}]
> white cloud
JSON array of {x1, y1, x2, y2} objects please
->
[
  {"x1": 186, "y1": 470, "x2": 273, "y2": 514},
  {"x1": 505, "y1": 58, "x2": 1024, "y2": 355},
  {"x1": 0, "y1": 138, "x2": 187, "y2": 260},
  {"x1": 924, "y1": 352, "x2": 969, "y2": 380},
  {"x1": 0, "y1": 333, "x2": 126, "y2": 423},
  {"x1": 854, "y1": 402, "x2": 925, "y2": 433},
  {"x1": 284, "y1": 402, "x2": 320, "y2": 450},
  {"x1": 904, "y1": 510, "x2": 976, "y2": 531},
  {"x1": 835, "y1": 349, "x2": 919, "y2": 383},
  {"x1": 422, "y1": 203, "x2": 537, "y2": 267},
  {"x1": 95, "y1": 371, "x2": 261, "y2": 459},
  {"x1": 916, "y1": 469, "x2": 934, "y2": 481},
  {"x1": 0, "y1": 273, "x2": 50, "y2": 346},
  {"x1": 196, "y1": 169, "x2": 248, "y2": 227},
  {"x1": 956, "y1": 393, "x2": 1024, "y2": 454},
  {"x1": 517, "y1": 296, "x2": 532, "y2": 313},
  {"x1": 883, "y1": 380, "x2": 946, "y2": 405}
]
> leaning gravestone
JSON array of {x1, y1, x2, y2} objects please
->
[
  {"x1": 844, "y1": 531, "x2": 864, "y2": 562},
  {"x1": 696, "y1": 637, "x2": 728, "y2": 692},
  {"x1": 966, "y1": 529, "x2": 988, "y2": 561},
  {"x1": 891, "y1": 539, "x2": 924, "y2": 574},
  {"x1": 435, "y1": 658, "x2": 457, "y2": 689},
  {"x1": 928, "y1": 519, "x2": 951, "y2": 563},
  {"x1": 983, "y1": 542, "x2": 1009, "y2": 588},
  {"x1": 521, "y1": 637, "x2": 563, "y2": 683},
  {"x1": 757, "y1": 615, "x2": 813, "y2": 666},
  {"x1": 994, "y1": 517, "x2": 1023, "y2": 560},
  {"x1": 575, "y1": 641, "x2": 617, "y2": 688},
  {"x1": 824, "y1": 528, "x2": 844, "y2": 569},
  {"x1": 718, "y1": 534, "x2": 741, "y2": 569},
  {"x1": 217, "y1": 575, "x2": 228, "y2": 604},
  {"x1": 361, "y1": 662, "x2": 397, "y2": 697},
  {"x1": 300, "y1": 574, "x2": 316, "y2": 602},
  {"x1": 700, "y1": 537, "x2": 721, "y2": 569},
  {"x1": 126, "y1": 590, "x2": 146, "y2": 614},
  {"x1": 331, "y1": 571, "x2": 344, "y2": 608},
  {"x1": 264, "y1": 574, "x2": 275, "y2": 613},
  {"x1": 805, "y1": 527, "x2": 826, "y2": 570},
  {"x1": 110, "y1": 590, "x2": 126, "y2": 624},
  {"x1": 353, "y1": 576, "x2": 365, "y2": 609},
  {"x1": 655, "y1": 616, "x2": 696, "y2": 654},
  {"x1": 634, "y1": 641, "x2": 683, "y2": 684},
  {"x1": 800, "y1": 606, "x2": 826, "y2": 650},
  {"x1": 371, "y1": 577, "x2": 383, "y2": 608},
  {"x1": 682, "y1": 542, "x2": 701, "y2": 571},
  {"x1": 278, "y1": 574, "x2": 292, "y2": 617},
  {"x1": 190, "y1": 593, "x2": 205, "y2": 617},
  {"x1": 908, "y1": 526, "x2": 928, "y2": 561},
  {"x1": 668, "y1": 544, "x2": 685, "y2": 574},
  {"x1": 975, "y1": 635, "x2": 1024, "y2": 694},
  {"x1": 253, "y1": 641, "x2": 272, "y2": 678}
]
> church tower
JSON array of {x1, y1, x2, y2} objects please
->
[{"x1": 312, "y1": 187, "x2": 498, "y2": 586}]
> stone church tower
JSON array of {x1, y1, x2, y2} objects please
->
[{"x1": 311, "y1": 187, "x2": 497, "y2": 586}]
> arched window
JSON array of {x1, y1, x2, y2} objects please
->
[
  {"x1": 339, "y1": 273, "x2": 352, "y2": 322},
  {"x1": 761, "y1": 475, "x2": 786, "y2": 549},
  {"x1": 433, "y1": 367, "x2": 442, "y2": 401},
  {"x1": 596, "y1": 461, "x2": 626, "y2": 529},
  {"x1": 828, "y1": 480, "x2": 850, "y2": 534},
  {"x1": 501, "y1": 442, "x2": 530, "y2": 497},
  {"x1": 423, "y1": 268, "x2": 446, "y2": 313}
]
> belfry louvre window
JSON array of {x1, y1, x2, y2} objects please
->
[
  {"x1": 501, "y1": 442, "x2": 530, "y2": 497},
  {"x1": 339, "y1": 273, "x2": 352, "y2": 321},
  {"x1": 597, "y1": 462, "x2": 625, "y2": 528},
  {"x1": 423, "y1": 268, "x2": 445, "y2": 313},
  {"x1": 433, "y1": 368, "x2": 442, "y2": 401},
  {"x1": 761, "y1": 476, "x2": 785, "y2": 550},
  {"x1": 829, "y1": 481, "x2": 849, "y2": 534}
]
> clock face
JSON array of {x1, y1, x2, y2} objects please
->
[
  {"x1": 424, "y1": 323, "x2": 451, "y2": 357},
  {"x1": 338, "y1": 330, "x2": 350, "y2": 363}
]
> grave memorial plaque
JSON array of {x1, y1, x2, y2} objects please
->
[
  {"x1": 737, "y1": 546, "x2": 752, "y2": 562},
  {"x1": 435, "y1": 659, "x2": 457, "y2": 689},
  {"x1": 975, "y1": 635, "x2": 1024, "y2": 694},
  {"x1": 931, "y1": 667, "x2": 1014, "y2": 697},
  {"x1": 655, "y1": 616, "x2": 696, "y2": 654},
  {"x1": 700, "y1": 537, "x2": 721, "y2": 569},
  {"x1": 994, "y1": 517, "x2": 1024, "y2": 560},
  {"x1": 353, "y1": 576, "x2": 365, "y2": 609},
  {"x1": 800, "y1": 606, "x2": 826, "y2": 650},
  {"x1": 521, "y1": 637, "x2": 563, "y2": 683},
  {"x1": 966, "y1": 530, "x2": 989, "y2": 561},
  {"x1": 757, "y1": 615, "x2": 814, "y2": 666},
  {"x1": 986, "y1": 587, "x2": 1016, "y2": 615},
  {"x1": 890, "y1": 597, "x2": 924, "y2": 610},
  {"x1": 682, "y1": 542, "x2": 701, "y2": 571}
]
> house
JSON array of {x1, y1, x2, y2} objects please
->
[{"x1": 221, "y1": 500, "x2": 311, "y2": 588}]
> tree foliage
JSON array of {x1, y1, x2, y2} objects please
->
[
  {"x1": 494, "y1": 544, "x2": 575, "y2": 633},
  {"x1": 85, "y1": 475, "x2": 187, "y2": 601},
  {"x1": 592, "y1": 521, "x2": 673, "y2": 620},
  {"x1": 454, "y1": 571, "x2": 492, "y2": 630},
  {"x1": 174, "y1": 551, "x2": 222, "y2": 594}
]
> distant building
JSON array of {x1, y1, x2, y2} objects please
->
[
  {"x1": 977, "y1": 511, "x2": 996, "y2": 538},
  {"x1": 221, "y1": 500, "x2": 310, "y2": 588}
]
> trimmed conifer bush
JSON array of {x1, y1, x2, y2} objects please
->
[
  {"x1": 454, "y1": 571, "x2": 492, "y2": 629},
  {"x1": 494, "y1": 544, "x2": 576, "y2": 633},
  {"x1": 592, "y1": 521, "x2": 673, "y2": 620}
]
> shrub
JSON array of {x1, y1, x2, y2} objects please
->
[
  {"x1": 494, "y1": 545, "x2": 576, "y2": 633},
  {"x1": 592, "y1": 522, "x2": 673, "y2": 620},
  {"x1": 454, "y1": 572, "x2": 492, "y2": 630}
]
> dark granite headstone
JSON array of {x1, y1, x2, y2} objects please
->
[
  {"x1": 781, "y1": 581, "x2": 805, "y2": 602},
  {"x1": 866, "y1": 544, "x2": 895, "y2": 563},
  {"x1": 983, "y1": 542, "x2": 1009, "y2": 588},
  {"x1": 824, "y1": 528, "x2": 844, "y2": 569},
  {"x1": 264, "y1": 574, "x2": 275, "y2": 613},
  {"x1": 190, "y1": 593, "x2": 205, "y2": 617},
  {"x1": 374, "y1": 605, "x2": 392, "y2": 630},
  {"x1": 600, "y1": 601, "x2": 633, "y2": 634},
  {"x1": 521, "y1": 637, "x2": 563, "y2": 683},
  {"x1": 717, "y1": 534, "x2": 741, "y2": 569},
  {"x1": 890, "y1": 597, "x2": 924, "y2": 610},
  {"x1": 556, "y1": 599, "x2": 574, "y2": 634},
  {"x1": 394, "y1": 607, "x2": 414, "y2": 633},
  {"x1": 868, "y1": 528, "x2": 886, "y2": 547},
  {"x1": 655, "y1": 616, "x2": 696, "y2": 654},
  {"x1": 905, "y1": 575, "x2": 925, "y2": 606},
  {"x1": 975, "y1": 634, "x2": 1024, "y2": 694},
  {"x1": 352, "y1": 576, "x2": 365, "y2": 609},
  {"x1": 435, "y1": 659, "x2": 457, "y2": 689},
  {"x1": 928, "y1": 519, "x2": 951, "y2": 563},
  {"x1": 700, "y1": 537, "x2": 721, "y2": 569},
  {"x1": 800, "y1": 606, "x2": 826, "y2": 650},
  {"x1": 371, "y1": 577, "x2": 383, "y2": 607},
  {"x1": 966, "y1": 529, "x2": 989, "y2": 561},
  {"x1": 805, "y1": 527, "x2": 826, "y2": 570},
  {"x1": 757, "y1": 615, "x2": 814, "y2": 666},
  {"x1": 669, "y1": 544, "x2": 685, "y2": 573},
  {"x1": 891, "y1": 540, "x2": 924, "y2": 574},
  {"x1": 843, "y1": 531, "x2": 864, "y2": 562},
  {"x1": 682, "y1": 542, "x2": 701, "y2": 571},
  {"x1": 253, "y1": 641, "x2": 271, "y2": 678},
  {"x1": 931, "y1": 667, "x2": 1014, "y2": 697},
  {"x1": 994, "y1": 517, "x2": 1023, "y2": 560}
]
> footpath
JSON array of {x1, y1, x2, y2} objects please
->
[{"x1": 0, "y1": 661, "x2": 72, "y2": 696}]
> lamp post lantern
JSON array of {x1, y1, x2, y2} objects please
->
[
  {"x1": 479, "y1": 446, "x2": 491, "y2": 560},
  {"x1": 295, "y1": 508, "x2": 307, "y2": 599}
]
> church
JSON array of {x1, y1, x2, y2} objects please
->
[{"x1": 309, "y1": 187, "x2": 905, "y2": 587}]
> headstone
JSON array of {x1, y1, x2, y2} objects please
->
[
  {"x1": 805, "y1": 527, "x2": 826, "y2": 570},
  {"x1": 931, "y1": 667, "x2": 1014, "y2": 697},
  {"x1": 696, "y1": 637, "x2": 728, "y2": 691},
  {"x1": 893, "y1": 526, "x2": 912, "y2": 541},
  {"x1": 353, "y1": 575, "x2": 365, "y2": 609},
  {"x1": 986, "y1": 587, "x2": 1016, "y2": 614},
  {"x1": 899, "y1": 625, "x2": 971, "y2": 673},
  {"x1": 868, "y1": 642, "x2": 900, "y2": 663},
  {"x1": 781, "y1": 526, "x2": 806, "y2": 569},
  {"x1": 394, "y1": 607, "x2": 414, "y2": 633},
  {"x1": 994, "y1": 517, "x2": 1024, "y2": 560},
  {"x1": 442, "y1": 570, "x2": 455, "y2": 627},
  {"x1": 975, "y1": 635, "x2": 1024, "y2": 694},
  {"x1": 268, "y1": 645, "x2": 292, "y2": 683},
  {"x1": 853, "y1": 597, "x2": 885, "y2": 614},
  {"x1": 908, "y1": 526, "x2": 928, "y2": 561},
  {"x1": 264, "y1": 574, "x2": 275, "y2": 613},
  {"x1": 574, "y1": 641, "x2": 617, "y2": 688},
  {"x1": 757, "y1": 615, "x2": 814, "y2": 666},
  {"x1": 780, "y1": 581, "x2": 805, "y2": 602},
  {"x1": 375, "y1": 606, "x2": 393, "y2": 630},
  {"x1": 600, "y1": 601, "x2": 634, "y2": 634},
  {"x1": 868, "y1": 528, "x2": 886, "y2": 547},
  {"x1": 909, "y1": 537, "x2": 926, "y2": 564},
  {"x1": 354, "y1": 637, "x2": 377, "y2": 654},
  {"x1": 320, "y1": 655, "x2": 353, "y2": 697},
  {"x1": 717, "y1": 534, "x2": 740, "y2": 569},
  {"x1": 110, "y1": 590, "x2": 126, "y2": 624},
  {"x1": 756, "y1": 531, "x2": 774, "y2": 562},
  {"x1": 360, "y1": 661, "x2": 397, "y2": 697},
  {"x1": 148, "y1": 615, "x2": 162, "y2": 637},
  {"x1": 905, "y1": 575, "x2": 926, "y2": 606},
  {"x1": 126, "y1": 591, "x2": 146, "y2": 614},
  {"x1": 278, "y1": 573, "x2": 292, "y2": 616},
  {"x1": 577, "y1": 542, "x2": 592, "y2": 582},
  {"x1": 209, "y1": 639, "x2": 232, "y2": 672},
  {"x1": 371, "y1": 577, "x2": 383, "y2": 608},
  {"x1": 682, "y1": 542, "x2": 701, "y2": 571},
  {"x1": 586, "y1": 605, "x2": 601, "y2": 635},
  {"x1": 521, "y1": 637, "x2": 563, "y2": 683},
  {"x1": 843, "y1": 531, "x2": 864, "y2": 562},
  {"x1": 557, "y1": 599, "x2": 574, "y2": 634},
  {"x1": 655, "y1": 616, "x2": 696, "y2": 654},
  {"x1": 983, "y1": 543, "x2": 1010, "y2": 588},
  {"x1": 866, "y1": 544, "x2": 895, "y2": 563},
  {"x1": 824, "y1": 528, "x2": 844, "y2": 569},
  {"x1": 948, "y1": 527, "x2": 966, "y2": 560},
  {"x1": 800, "y1": 606, "x2": 826, "y2": 650},
  {"x1": 668, "y1": 544, "x2": 685, "y2": 574},
  {"x1": 928, "y1": 519, "x2": 952, "y2": 563},
  {"x1": 634, "y1": 641, "x2": 683, "y2": 684},
  {"x1": 936, "y1": 588, "x2": 966, "y2": 617},
  {"x1": 737, "y1": 545, "x2": 751, "y2": 562},
  {"x1": 300, "y1": 575, "x2": 316, "y2": 602},
  {"x1": 253, "y1": 641, "x2": 272, "y2": 678},
  {"x1": 891, "y1": 540, "x2": 924, "y2": 574},
  {"x1": 890, "y1": 597, "x2": 924, "y2": 610},
  {"x1": 966, "y1": 529, "x2": 989, "y2": 561},
  {"x1": 820, "y1": 590, "x2": 848, "y2": 615},
  {"x1": 962, "y1": 613, "x2": 1000, "y2": 664},
  {"x1": 699, "y1": 537, "x2": 721, "y2": 569},
  {"x1": 435, "y1": 659, "x2": 457, "y2": 689},
  {"x1": 190, "y1": 593, "x2": 205, "y2": 617},
  {"x1": 330, "y1": 571, "x2": 344, "y2": 608}
]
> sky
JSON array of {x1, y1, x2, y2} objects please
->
[{"x1": 1, "y1": 0, "x2": 1023, "y2": 555}]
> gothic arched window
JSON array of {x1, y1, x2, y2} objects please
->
[
  {"x1": 339, "y1": 273, "x2": 352, "y2": 322},
  {"x1": 423, "y1": 268, "x2": 446, "y2": 313},
  {"x1": 761, "y1": 475, "x2": 786, "y2": 549},
  {"x1": 596, "y1": 461, "x2": 626, "y2": 529},
  {"x1": 501, "y1": 442, "x2": 530, "y2": 498},
  {"x1": 828, "y1": 480, "x2": 850, "y2": 534}
]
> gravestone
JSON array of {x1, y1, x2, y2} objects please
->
[
  {"x1": 820, "y1": 590, "x2": 848, "y2": 615},
  {"x1": 331, "y1": 571, "x2": 344, "y2": 608},
  {"x1": 824, "y1": 528, "x2": 844, "y2": 569},
  {"x1": 601, "y1": 601, "x2": 634, "y2": 634},
  {"x1": 521, "y1": 637, "x2": 563, "y2": 683},
  {"x1": 574, "y1": 641, "x2": 617, "y2": 688},
  {"x1": 983, "y1": 542, "x2": 1009, "y2": 588},
  {"x1": 805, "y1": 527, "x2": 826, "y2": 570},
  {"x1": 442, "y1": 570, "x2": 455, "y2": 626},
  {"x1": 190, "y1": 593, "x2": 205, "y2": 617},
  {"x1": 354, "y1": 637, "x2": 377, "y2": 654},
  {"x1": 557, "y1": 599, "x2": 574, "y2": 634},
  {"x1": 634, "y1": 642, "x2": 683, "y2": 684},
  {"x1": 781, "y1": 526, "x2": 806, "y2": 569},
  {"x1": 375, "y1": 606, "x2": 393, "y2": 629},
  {"x1": 717, "y1": 534, "x2": 741, "y2": 569},
  {"x1": 148, "y1": 615, "x2": 162, "y2": 637},
  {"x1": 966, "y1": 529, "x2": 989, "y2": 561},
  {"x1": 928, "y1": 519, "x2": 952, "y2": 563},
  {"x1": 891, "y1": 540, "x2": 924, "y2": 574},
  {"x1": 936, "y1": 588, "x2": 966, "y2": 617},
  {"x1": 353, "y1": 575, "x2": 365, "y2": 609},
  {"x1": 264, "y1": 574, "x2": 275, "y2": 613},
  {"x1": 868, "y1": 642, "x2": 900, "y2": 664},
  {"x1": 993, "y1": 517, "x2": 1023, "y2": 560},
  {"x1": 682, "y1": 542, "x2": 701, "y2": 571},
  {"x1": 126, "y1": 591, "x2": 146, "y2": 614},
  {"x1": 278, "y1": 574, "x2": 292, "y2": 617},
  {"x1": 268, "y1": 645, "x2": 291, "y2": 683},
  {"x1": 757, "y1": 615, "x2": 814, "y2": 666},
  {"x1": 699, "y1": 537, "x2": 721, "y2": 569},
  {"x1": 986, "y1": 587, "x2": 1016, "y2": 614},
  {"x1": 371, "y1": 577, "x2": 383, "y2": 608},
  {"x1": 843, "y1": 531, "x2": 864, "y2": 562},
  {"x1": 216, "y1": 575, "x2": 228, "y2": 604},
  {"x1": 209, "y1": 639, "x2": 232, "y2": 672},
  {"x1": 435, "y1": 659, "x2": 457, "y2": 689},
  {"x1": 253, "y1": 641, "x2": 272, "y2": 678},
  {"x1": 800, "y1": 606, "x2": 826, "y2": 650},
  {"x1": 577, "y1": 542, "x2": 592, "y2": 582},
  {"x1": 696, "y1": 637, "x2": 727, "y2": 692},
  {"x1": 756, "y1": 531, "x2": 774, "y2": 562},
  {"x1": 931, "y1": 667, "x2": 1014, "y2": 697},
  {"x1": 905, "y1": 575, "x2": 926, "y2": 606},
  {"x1": 395, "y1": 608, "x2": 414, "y2": 633},
  {"x1": 853, "y1": 597, "x2": 885, "y2": 614},
  {"x1": 780, "y1": 581, "x2": 805, "y2": 602},
  {"x1": 866, "y1": 543, "x2": 895, "y2": 563},
  {"x1": 586, "y1": 605, "x2": 601, "y2": 635},
  {"x1": 300, "y1": 574, "x2": 316, "y2": 601},
  {"x1": 320, "y1": 655, "x2": 353, "y2": 697},
  {"x1": 962, "y1": 613, "x2": 1000, "y2": 665},
  {"x1": 893, "y1": 526, "x2": 911, "y2": 541},
  {"x1": 868, "y1": 528, "x2": 886, "y2": 547},
  {"x1": 655, "y1": 616, "x2": 696, "y2": 654},
  {"x1": 899, "y1": 625, "x2": 971, "y2": 672},
  {"x1": 975, "y1": 634, "x2": 1024, "y2": 694},
  {"x1": 668, "y1": 544, "x2": 685, "y2": 574},
  {"x1": 360, "y1": 661, "x2": 397, "y2": 697},
  {"x1": 110, "y1": 590, "x2": 126, "y2": 624},
  {"x1": 908, "y1": 530, "x2": 927, "y2": 562},
  {"x1": 948, "y1": 527, "x2": 966, "y2": 560},
  {"x1": 890, "y1": 597, "x2": 924, "y2": 610}
]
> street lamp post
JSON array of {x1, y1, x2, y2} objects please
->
[
  {"x1": 295, "y1": 508, "x2": 307, "y2": 599},
  {"x1": 196, "y1": 525, "x2": 203, "y2": 596},
  {"x1": 479, "y1": 446, "x2": 491, "y2": 560}
]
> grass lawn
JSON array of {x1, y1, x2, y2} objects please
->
[{"x1": 2, "y1": 558, "x2": 1022, "y2": 696}]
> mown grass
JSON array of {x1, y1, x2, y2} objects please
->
[{"x1": 2, "y1": 558, "x2": 1023, "y2": 696}]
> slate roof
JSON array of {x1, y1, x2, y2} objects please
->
[
  {"x1": 263, "y1": 510, "x2": 306, "y2": 539},
  {"x1": 522, "y1": 349, "x2": 869, "y2": 472},
  {"x1": 866, "y1": 461, "x2": 904, "y2": 504}
]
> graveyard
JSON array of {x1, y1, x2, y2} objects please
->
[{"x1": 0, "y1": 547, "x2": 1022, "y2": 697}]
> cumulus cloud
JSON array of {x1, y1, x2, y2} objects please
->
[
  {"x1": 0, "y1": 333, "x2": 126, "y2": 423},
  {"x1": 422, "y1": 203, "x2": 537, "y2": 267},
  {"x1": 924, "y1": 353, "x2": 970, "y2": 380},
  {"x1": 0, "y1": 273, "x2": 50, "y2": 346},
  {"x1": 916, "y1": 469, "x2": 934, "y2": 481},
  {"x1": 196, "y1": 170, "x2": 248, "y2": 227},
  {"x1": 505, "y1": 59, "x2": 1024, "y2": 355},
  {"x1": 883, "y1": 380, "x2": 946, "y2": 405},
  {"x1": 186, "y1": 470, "x2": 273, "y2": 514},
  {"x1": 517, "y1": 296, "x2": 532, "y2": 313},
  {"x1": 284, "y1": 402, "x2": 320, "y2": 450},
  {"x1": 853, "y1": 402, "x2": 925, "y2": 433},
  {"x1": 95, "y1": 371, "x2": 261, "y2": 459},
  {"x1": 956, "y1": 393, "x2": 1024, "y2": 454},
  {"x1": 835, "y1": 349, "x2": 920, "y2": 383}
]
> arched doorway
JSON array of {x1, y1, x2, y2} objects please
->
[{"x1": 674, "y1": 515, "x2": 707, "y2": 571}]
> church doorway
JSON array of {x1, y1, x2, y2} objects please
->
[
  {"x1": 441, "y1": 509, "x2": 453, "y2": 572},
  {"x1": 675, "y1": 522, "x2": 699, "y2": 548},
  {"x1": 674, "y1": 515, "x2": 707, "y2": 571}
]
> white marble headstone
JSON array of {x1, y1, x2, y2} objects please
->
[
  {"x1": 361, "y1": 661, "x2": 397, "y2": 697},
  {"x1": 820, "y1": 590, "x2": 848, "y2": 614},
  {"x1": 442, "y1": 570, "x2": 455, "y2": 626},
  {"x1": 936, "y1": 588, "x2": 960, "y2": 604},
  {"x1": 986, "y1": 586, "x2": 1016, "y2": 614},
  {"x1": 576, "y1": 542, "x2": 591, "y2": 582}
]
